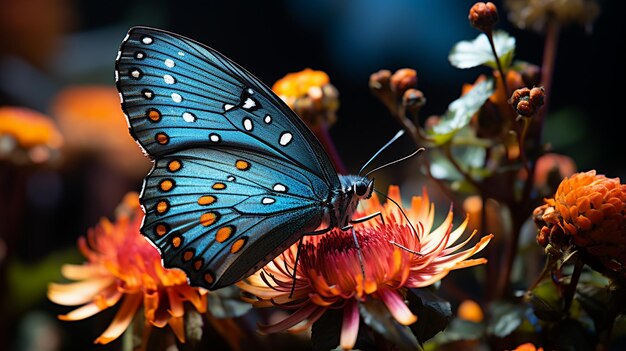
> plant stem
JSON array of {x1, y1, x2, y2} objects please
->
[
  {"x1": 313, "y1": 121, "x2": 347, "y2": 174},
  {"x1": 486, "y1": 31, "x2": 510, "y2": 99},
  {"x1": 563, "y1": 258, "x2": 584, "y2": 313},
  {"x1": 535, "y1": 21, "x2": 560, "y2": 143}
]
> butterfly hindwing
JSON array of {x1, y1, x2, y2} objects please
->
[{"x1": 140, "y1": 147, "x2": 328, "y2": 289}]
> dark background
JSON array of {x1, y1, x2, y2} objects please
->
[{"x1": 0, "y1": 0, "x2": 624, "y2": 349}]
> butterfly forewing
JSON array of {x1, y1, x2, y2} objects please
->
[{"x1": 115, "y1": 27, "x2": 339, "y2": 289}]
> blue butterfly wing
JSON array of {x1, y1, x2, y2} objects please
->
[{"x1": 115, "y1": 27, "x2": 339, "y2": 289}]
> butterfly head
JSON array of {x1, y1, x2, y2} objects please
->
[{"x1": 340, "y1": 175, "x2": 374, "y2": 200}]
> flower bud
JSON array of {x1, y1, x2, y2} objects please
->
[
  {"x1": 402, "y1": 88, "x2": 426, "y2": 115},
  {"x1": 509, "y1": 87, "x2": 545, "y2": 117},
  {"x1": 390, "y1": 68, "x2": 418, "y2": 95},
  {"x1": 468, "y1": 2, "x2": 499, "y2": 33}
]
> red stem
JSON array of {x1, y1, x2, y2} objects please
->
[{"x1": 313, "y1": 122, "x2": 347, "y2": 175}]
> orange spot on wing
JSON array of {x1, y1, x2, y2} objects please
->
[
  {"x1": 172, "y1": 236, "x2": 182, "y2": 248},
  {"x1": 200, "y1": 212, "x2": 218, "y2": 227},
  {"x1": 183, "y1": 250, "x2": 194, "y2": 262},
  {"x1": 167, "y1": 160, "x2": 181, "y2": 172},
  {"x1": 155, "y1": 132, "x2": 169, "y2": 145},
  {"x1": 155, "y1": 224, "x2": 168, "y2": 236},
  {"x1": 156, "y1": 200, "x2": 169, "y2": 214},
  {"x1": 147, "y1": 108, "x2": 161, "y2": 122},
  {"x1": 193, "y1": 259, "x2": 203, "y2": 271},
  {"x1": 230, "y1": 238, "x2": 247, "y2": 253},
  {"x1": 160, "y1": 179, "x2": 174, "y2": 192},
  {"x1": 212, "y1": 182, "x2": 226, "y2": 190},
  {"x1": 216, "y1": 226, "x2": 233, "y2": 243},
  {"x1": 235, "y1": 160, "x2": 250, "y2": 170},
  {"x1": 198, "y1": 195, "x2": 216, "y2": 205},
  {"x1": 204, "y1": 272, "x2": 215, "y2": 284}
]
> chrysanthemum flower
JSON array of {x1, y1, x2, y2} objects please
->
[
  {"x1": 272, "y1": 68, "x2": 339, "y2": 128},
  {"x1": 0, "y1": 106, "x2": 63, "y2": 164},
  {"x1": 534, "y1": 170, "x2": 626, "y2": 273},
  {"x1": 238, "y1": 186, "x2": 492, "y2": 350},
  {"x1": 48, "y1": 192, "x2": 208, "y2": 344}
]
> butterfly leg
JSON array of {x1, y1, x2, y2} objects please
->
[
  {"x1": 340, "y1": 224, "x2": 366, "y2": 281},
  {"x1": 289, "y1": 237, "x2": 306, "y2": 298}
]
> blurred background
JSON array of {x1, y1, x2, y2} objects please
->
[{"x1": 0, "y1": 0, "x2": 624, "y2": 350}]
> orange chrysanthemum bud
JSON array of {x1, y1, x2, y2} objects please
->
[
  {"x1": 272, "y1": 68, "x2": 339, "y2": 128},
  {"x1": 509, "y1": 87, "x2": 545, "y2": 117},
  {"x1": 369, "y1": 69, "x2": 392, "y2": 91},
  {"x1": 468, "y1": 2, "x2": 499, "y2": 33},
  {"x1": 0, "y1": 106, "x2": 64, "y2": 164},
  {"x1": 534, "y1": 171, "x2": 626, "y2": 274},
  {"x1": 509, "y1": 343, "x2": 544, "y2": 351},
  {"x1": 390, "y1": 68, "x2": 418, "y2": 96}
]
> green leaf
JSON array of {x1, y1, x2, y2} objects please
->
[
  {"x1": 526, "y1": 290, "x2": 563, "y2": 322},
  {"x1": 449, "y1": 30, "x2": 516, "y2": 70},
  {"x1": 406, "y1": 288, "x2": 452, "y2": 344},
  {"x1": 311, "y1": 309, "x2": 342, "y2": 351},
  {"x1": 359, "y1": 299, "x2": 422, "y2": 351},
  {"x1": 548, "y1": 318, "x2": 596, "y2": 351},
  {"x1": 486, "y1": 301, "x2": 525, "y2": 337},
  {"x1": 428, "y1": 79, "x2": 494, "y2": 145}
]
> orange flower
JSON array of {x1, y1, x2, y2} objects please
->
[
  {"x1": 534, "y1": 170, "x2": 626, "y2": 273},
  {"x1": 48, "y1": 192, "x2": 208, "y2": 344},
  {"x1": 0, "y1": 106, "x2": 63, "y2": 163},
  {"x1": 238, "y1": 186, "x2": 492, "y2": 350},
  {"x1": 272, "y1": 68, "x2": 339, "y2": 128},
  {"x1": 51, "y1": 85, "x2": 150, "y2": 177},
  {"x1": 509, "y1": 342, "x2": 544, "y2": 351}
]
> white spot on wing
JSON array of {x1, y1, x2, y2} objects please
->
[
  {"x1": 242, "y1": 98, "x2": 256, "y2": 110},
  {"x1": 264, "y1": 115, "x2": 272, "y2": 124},
  {"x1": 224, "y1": 104, "x2": 234, "y2": 111},
  {"x1": 131, "y1": 69, "x2": 141, "y2": 78},
  {"x1": 279, "y1": 132, "x2": 293, "y2": 146},
  {"x1": 116, "y1": 51, "x2": 122, "y2": 60},
  {"x1": 227, "y1": 176, "x2": 235, "y2": 181},
  {"x1": 163, "y1": 75, "x2": 175, "y2": 84},
  {"x1": 182, "y1": 112, "x2": 196, "y2": 123},
  {"x1": 247, "y1": 88, "x2": 254, "y2": 94},
  {"x1": 243, "y1": 118, "x2": 253, "y2": 131},
  {"x1": 141, "y1": 36, "x2": 153, "y2": 44},
  {"x1": 143, "y1": 90, "x2": 153, "y2": 99},
  {"x1": 262, "y1": 197, "x2": 275, "y2": 204},
  {"x1": 178, "y1": 51, "x2": 185, "y2": 56},
  {"x1": 135, "y1": 52, "x2": 144, "y2": 59},
  {"x1": 164, "y1": 59, "x2": 175, "y2": 68},
  {"x1": 114, "y1": 70, "x2": 119, "y2": 82},
  {"x1": 273, "y1": 184, "x2": 287, "y2": 192},
  {"x1": 171, "y1": 93, "x2": 182, "y2": 103},
  {"x1": 209, "y1": 134, "x2": 220, "y2": 143},
  {"x1": 123, "y1": 34, "x2": 130, "y2": 42}
]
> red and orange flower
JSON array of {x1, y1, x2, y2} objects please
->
[
  {"x1": 47, "y1": 193, "x2": 208, "y2": 344},
  {"x1": 238, "y1": 186, "x2": 492, "y2": 350}
]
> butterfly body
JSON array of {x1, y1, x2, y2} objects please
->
[{"x1": 115, "y1": 27, "x2": 373, "y2": 289}]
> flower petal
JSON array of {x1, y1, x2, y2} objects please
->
[
  {"x1": 58, "y1": 289, "x2": 122, "y2": 321},
  {"x1": 340, "y1": 299, "x2": 360, "y2": 351},
  {"x1": 379, "y1": 289, "x2": 417, "y2": 325},
  {"x1": 94, "y1": 293, "x2": 142, "y2": 344},
  {"x1": 47, "y1": 277, "x2": 115, "y2": 306},
  {"x1": 259, "y1": 303, "x2": 324, "y2": 334}
]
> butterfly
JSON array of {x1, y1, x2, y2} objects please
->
[{"x1": 115, "y1": 26, "x2": 377, "y2": 290}]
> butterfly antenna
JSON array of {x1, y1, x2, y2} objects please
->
[
  {"x1": 374, "y1": 189, "x2": 423, "y2": 255},
  {"x1": 358, "y1": 130, "x2": 405, "y2": 176},
  {"x1": 363, "y1": 147, "x2": 425, "y2": 178}
]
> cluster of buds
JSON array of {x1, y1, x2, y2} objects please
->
[
  {"x1": 272, "y1": 68, "x2": 339, "y2": 129},
  {"x1": 369, "y1": 68, "x2": 425, "y2": 119},
  {"x1": 509, "y1": 86, "x2": 545, "y2": 117},
  {"x1": 534, "y1": 171, "x2": 626, "y2": 275}
]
